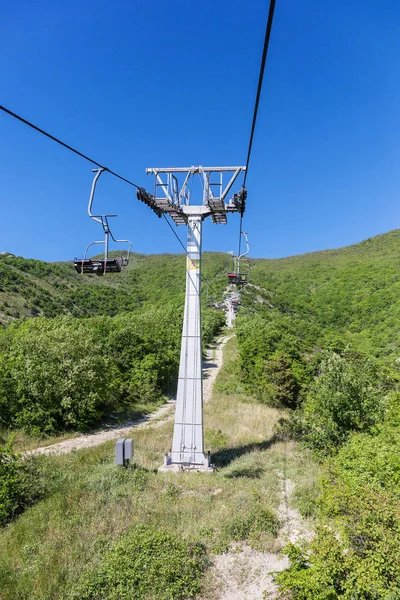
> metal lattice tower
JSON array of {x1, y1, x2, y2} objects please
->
[{"x1": 138, "y1": 166, "x2": 246, "y2": 471}]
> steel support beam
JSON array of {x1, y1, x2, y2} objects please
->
[{"x1": 168, "y1": 214, "x2": 208, "y2": 467}]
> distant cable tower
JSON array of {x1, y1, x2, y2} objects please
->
[{"x1": 139, "y1": 166, "x2": 246, "y2": 471}]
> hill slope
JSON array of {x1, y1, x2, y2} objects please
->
[
  {"x1": 246, "y1": 228, "x2": 400, "y2": 360},
  {"x1": 0, "y1": 251, "x2": 231, "y2": 323}
]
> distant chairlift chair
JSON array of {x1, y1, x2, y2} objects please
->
[
  {"x1": 74, "y1": 168, "x2": 132, "y2": 276},
  {"x1": 227, "y1": 231, "x2": 250, "y2": 286}
]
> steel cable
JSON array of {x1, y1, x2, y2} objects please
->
[
  {"x1": 238, "y1": 0, "x2": 276, "y2": 258},
  {"x1": 0, "y1": 104, "x2": 140, "y2": 189}
]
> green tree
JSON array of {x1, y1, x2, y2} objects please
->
[{"x1": 299, "y1": 352, "x2": 386, "y2": 456}]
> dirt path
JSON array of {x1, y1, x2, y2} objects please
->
[
  {"x1": 207, "y1": 449, "x2": 313, "y2": 600},
  {"x1": 26, "y1": 335, "x2": 231, "y2": 457}
]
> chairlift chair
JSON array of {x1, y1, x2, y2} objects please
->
[
  {"x1": 227, "y1": 232, "x2": 250, "y2": 286},
  {"x1": 74, "y1": 168, "x2": 132, "y2": 276}
]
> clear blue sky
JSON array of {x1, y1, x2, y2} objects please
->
[{"x1": 1, "y1": 0, "x2": 400, "y2": 261}]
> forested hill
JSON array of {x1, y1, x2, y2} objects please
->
[
  {"x1": 245, "y1": 228, "x2": 400, "y2": 361},
  {"x1": 2, "y1": 228, "x2": 400, "y2": 356},
  {"x1": 230, "y1": 228, "x2": 400, "y2": 595},
  {"x1": 0, "y1": 249, "x2": 229, "y2": 436},
  {"x1": 0, "y1": 251, "x2": 231, "y2": 324}
]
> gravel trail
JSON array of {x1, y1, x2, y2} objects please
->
[{"x1": 206, "y1": 450, "x2": 313, "y2": 600}]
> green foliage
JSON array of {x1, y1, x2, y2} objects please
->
[
  {"x1": 0, "y1": 250, "x2": 225, "y2": 434},
  {"x1": 231, "y1": 232, "x2": 400, "y2": 597},
  {"x1": 333, "y1": 425, "x2": 400, "y2": 493},
  {"x1": 69, "y1": 525, "x2": 207, "y2": 600},
  {"x1": 204, "y1": 428, "x2": 230, "y2": 452},
  {"x1": 249, "y1": 230, "x2": 400, "y2": 362},
  {"x1": 261, "y1": 351, "x2": 300, "y2": 408},
  {"x1": 293, "y1": 351, "x2": 388, "y2": 457},
  {"x1": 0, "y1": 251, "x2": 230, "y2": 322},
  {"x1": 236, "y1": 312, "x2": 308, "y2": 407},
  {"x1": 275, "y1": 530, "x2": 348, "y2": 599},
  {"x1": 0, "y1": 304, "x2": 223, "y2": 434},
  {"x1": 0, "y1": 441, "x2": 45, "y2": 526},
  {"x1": 277, "y1": 399, "x2": 400, "y2": 598},
  {"x1": 276, "y1": 487, "x2": 400, "y2": 599},
  {"x1": 0, "y1": 317, "x2": 116, "y2": 434}
]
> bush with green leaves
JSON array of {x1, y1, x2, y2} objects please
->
[
  {"x1": 0, "y1": 441, "x2": 45, "y2": 526},
  {"x1": 290, "y1": 351, "x2": 388, "y2": 457},
  {"x1": 276, "y1": 399, "x2": 400, "y2": 599},
  {"x1": 0, "y1": 316, "x2": 117, "y2": 434},
  {"x1": 69, "y1": 525, "x2": 207, "y2": 600},
  {"x1": 0, "y1": 304, "x2": 224, "y2": 435},
  {"x1": 235, "y1": 312, "x2": 308, "y2": 407},
  {"x1": 276, "y1": 485, "x2": 400, "y2": 599}
]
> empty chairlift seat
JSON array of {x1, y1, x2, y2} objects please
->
[
  {"x1": 74, "y1": 256, "x2": 126, "y2": 276},
  {"x1": 73, "y1": 168, "x2": 133, "y2": 276}
]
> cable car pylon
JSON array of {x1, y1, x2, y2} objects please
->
[{"x1": 139, "y1": 166, "x2": 246, "y2": 471}]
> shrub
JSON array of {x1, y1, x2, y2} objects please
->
[
  {"x1": 0, "y1": 441, "x2": 45, "y2": 526},
  {"x1": 204, "y1": 428, "x2": 230, "y2": 452},
  {"x1": 258, "y1": 351, "x2": 300, "y2": 408},
  {"x1": 70, "y1": 525, "x2": 207, "y2": 600},
  {"x1": 294, "y1": 352, "x2": 387, "y2": 457},
  {"x1": 276, "y1": 487, "x2": 400, "y2": 599},
  {"x1": 5, "y1": 317, "x2": 117, "y2": 434}
]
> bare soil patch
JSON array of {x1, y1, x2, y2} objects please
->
[{"x1": 204, "y1": 454, "x2": 313, "y2": 600}]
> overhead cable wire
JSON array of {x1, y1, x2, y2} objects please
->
[
  {"x1": 0, "y1": 104, "x2": 140, "y2": 189},
  {"x1": 238, "y1": 0, "x2": 276, "y2": 257},
  {"x1": 243, "y1": 0, "x2": 276, "y2": 186},
  {"x1": 162, "y1": 214, "x2": 189, "y2": 255},
  {"x1": 0, "y1": 103, "x2": 218, "y2": 278}
]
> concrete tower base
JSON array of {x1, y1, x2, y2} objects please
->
[{"x1": 158, "y1": 453, "x2": 214, "y2": 473}]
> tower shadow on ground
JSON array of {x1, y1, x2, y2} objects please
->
[{"x1": 211, "y1": 433, "x2": 282, "y2": 469}]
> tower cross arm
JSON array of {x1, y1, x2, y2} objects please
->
[
  {"x1": 220, "y1": 167, "x2": 245, "y2": 202},
  {"x1": 143, "y1": 165, "x2": 246, "y2": 225},
  {"x1": 146, "y1": 166, "x2": 246, "y2": 174}
]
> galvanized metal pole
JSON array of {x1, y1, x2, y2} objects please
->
[
  {"x1": 227, "y1": 297, "x2": 233, "y2": 328},
  {"x1": 165, "y1": 214, "x2": 210, "y2": 468}
]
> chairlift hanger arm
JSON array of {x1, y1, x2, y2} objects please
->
[
  {"x1": 238, "y1": 231, "x2": 250, "y2": 261},
  {"x1": 108, "y1": 234, "x2": 133, "y2": 260},
  {"x1": 83, "y1": 240, "x2": 106, "y2": 260},
  {"x1": 88, "y1": 168, "x2": 107, "y2": 224}
]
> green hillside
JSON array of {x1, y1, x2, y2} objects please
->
[
  {"x1": 0, "y1": 251, "x2": 229, "y2": 438},
  {"x1": 245, "y1": 228, "x2": 400, "y2": 360},
  {"x1": 0, "y1": 251, "x2": 231, "y2": 323},
  {"x1": 228, "y1": 230, "x2": 400, "y2": 598},
  {"x1": 2, "y1": 229, "x2": 400, "y2": 598}
]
